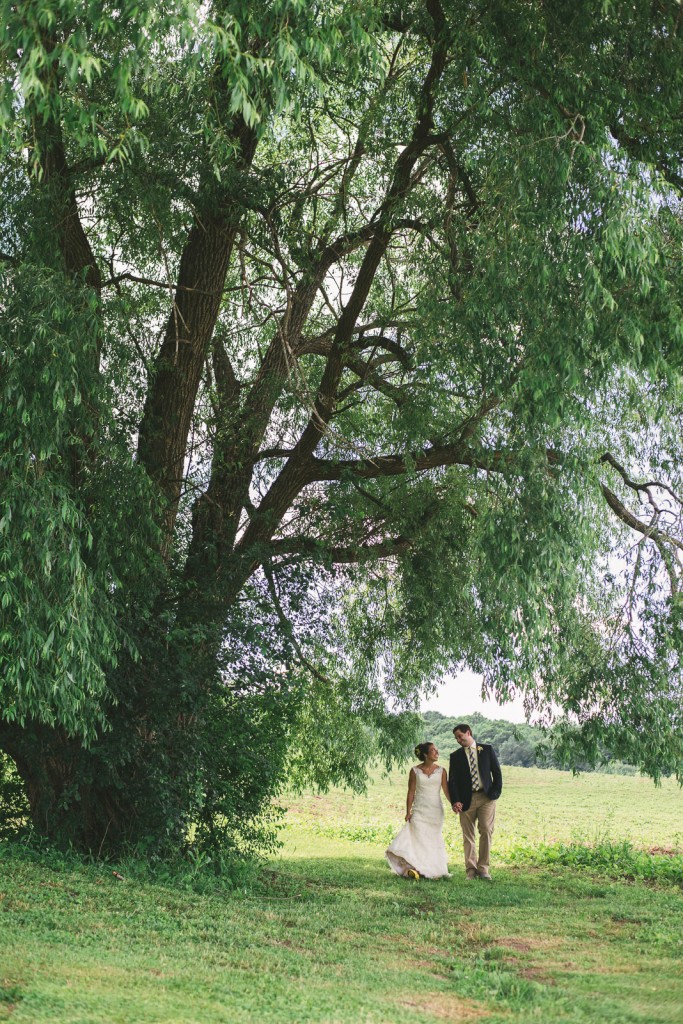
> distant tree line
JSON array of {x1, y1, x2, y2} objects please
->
[{"x1": 421, "y1": 712, "x2": 639, "y2": 776}]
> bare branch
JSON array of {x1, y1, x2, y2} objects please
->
[
  {"x1": 601, "y1": 483, "x2": 681, "y2": 594},
  {"x1": 269, "y1": 535, "x2": 413, "y2": 565},
  {"x1": 263, "y1": 562, "x2": 333, "y2": 684},
  {"x1": 101, "y1": 271, "x2": 222, "y2": 296},
  {"x1": 600, "y1": 452, "x2": 683, "y2": 508}
]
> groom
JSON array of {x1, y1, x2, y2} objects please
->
[{"x1": 448, "y1": 723, "x2": 503, "y2": 881}]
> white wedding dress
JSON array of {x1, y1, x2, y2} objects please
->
[{"x1": 385, "y1": 766, "x2": 450, "y2": 879}]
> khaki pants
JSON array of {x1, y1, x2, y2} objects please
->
[{"x1": 459, "y1": 791, "x2": 496, "y2": 876}]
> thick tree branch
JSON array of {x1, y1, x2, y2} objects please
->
[
  {"x1": 306, "y1": 444, "x2": 561, "y2": 483},
  {"x1": 182, "y1": 336, "x2": 245, "y2": 582},
  {"x1": 39, "y1": 132, "x2": 102, "y2": 294},
  {"x1": 353, "y1": 334, "x2": 412, "y2": 367},
  {"x1": 298, "y1": 329, "x2": 413, "y2": 365},
  {"x1": 195, "y1": 220, "x2": 408, "y2": 556},
  {"x1": 255, "y1": 448, "x2": 295, "y2": 462},
  {"x1": 336, "y1": 355, "x2": 407, "y2": 406},
  {"x1": 300, "y1": 333, "x2": 410, "y2": 405},
  {"x1": 436, "y1": 135, "x2": 481, "y2": 216}
]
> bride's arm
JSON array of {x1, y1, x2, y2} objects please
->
[
  {"x1": 405, "y1": 769, "x2": 416, "y2": 821},
  {"x1": 441, "y1": 768, "x2": 450, "y2": 801}
]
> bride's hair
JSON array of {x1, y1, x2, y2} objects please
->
[{"x1": 414, "y1": 742, "x2": 434, "y2": 762}]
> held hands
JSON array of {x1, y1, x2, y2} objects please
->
[{"x1": 452, "y1": 802, "x2": 463, "y2": 813}]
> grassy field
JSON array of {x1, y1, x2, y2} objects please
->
[
  {"x1": 1, "y1": 766, "x2": 682, "y2": 1024},
  {"x1": 284, "y1": 765, "x2": 683, "y2": 855}
]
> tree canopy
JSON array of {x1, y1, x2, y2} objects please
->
[{"x1": 1, "y1": 0, "x2": 682, "y2": 854}]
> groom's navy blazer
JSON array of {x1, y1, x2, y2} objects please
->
[{"x1": 448, "y1": 743, "x2": 503, "y2": 811}]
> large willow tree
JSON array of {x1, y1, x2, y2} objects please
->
[{"x1": 1, "y1": 0, "x2": 682, "y2": 853}]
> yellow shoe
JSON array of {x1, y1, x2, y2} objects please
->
[{"x1": 405, "y1": 869, "x2": 420, "y2": 881}]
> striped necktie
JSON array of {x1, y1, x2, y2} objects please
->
[{"x1": 467, "y1": 746, "x2": 481, "y2": 790}]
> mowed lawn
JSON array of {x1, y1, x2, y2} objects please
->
[{"x1": 1, "y1": 767, "x2": 682, "y2": 1024}]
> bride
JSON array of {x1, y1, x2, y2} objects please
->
[{"x1": 386, "y1": 742, "x2": 451, "y2": 880}]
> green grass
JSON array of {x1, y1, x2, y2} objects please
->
[
  {"x1": 1, "y1": 766, "x2": 682, "y2": 1023},
  {"x1": 284, "y1": 765, "x2": 683, "y2": 854}
]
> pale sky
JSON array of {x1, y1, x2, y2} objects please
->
[{"x1": 420, "y1": 669, "x2": 528, "y2": 724}]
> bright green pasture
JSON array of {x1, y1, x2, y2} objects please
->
[
  {"x1": 1, "y1": 767, "x2": 682, "y2": 1024},
  {"x1": 285, "y1": 765, "x2": 683, "y2": 854}
]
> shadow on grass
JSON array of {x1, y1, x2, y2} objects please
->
[{"x1": 256, "y1": 852, "x2": 542, "y2": 911}]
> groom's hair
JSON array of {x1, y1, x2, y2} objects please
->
[{"x1": 453, "y1": 723, "x2": 472, "y2": 735}]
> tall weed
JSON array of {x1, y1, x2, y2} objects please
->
[{"x1": 507, "y1": 839, "x2": 683, "y2": 886}]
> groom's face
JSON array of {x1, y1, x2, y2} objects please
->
[{"x1": 454, "y1": 729, "x2": 473, "y2": 747}]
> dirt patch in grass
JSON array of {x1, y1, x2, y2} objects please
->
[
  {"x1": 497, "y1": 934, "x2": 565, "y2": 952},
  {"x1": 402, "y1": 958, "x2": 451, "y2": 979},
  {"x1": 586, "y1": 962, "x2": 649, "y2": 976},
  {"x1": 401, "y1": 950, "x2": 454, "y2": 974},
  {"x1": 375, "y1": 939, "x2": 449, "y2": 968},
  {"x1": 458, "y1": 921, "x2": 492, "y2": 944},
  {"x1": 385, "y1": 935, "x2": 459, "y2": 954},
  {"x1": 496, "y1": 934, "x2": 578, "y2": 984},
  {"x1": 518, "y1": 966, "x2": 557, "y2": 985},
  {"x1": 396, "y1": 994, "x2": 490, "y2": 1020},
  {"x1": 384, "y1": 921, "x2": 488, "y2": 950},
  {"x1": 499, "y1": 938, "x2": 533, "y2": 952}
]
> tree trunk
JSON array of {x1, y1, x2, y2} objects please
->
[
  {"x1": 2, "y1": 723, "x2": 132, "y2": 852},
  {"x1": 137, "y1": 122, "x2": 258, "y2": 554},
  {"x1": 136, "y1": 215, "x2": 242, "y2": 549},
  {"x1": 0, "y1": 644, "x2": 205, "y2": 855}
]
